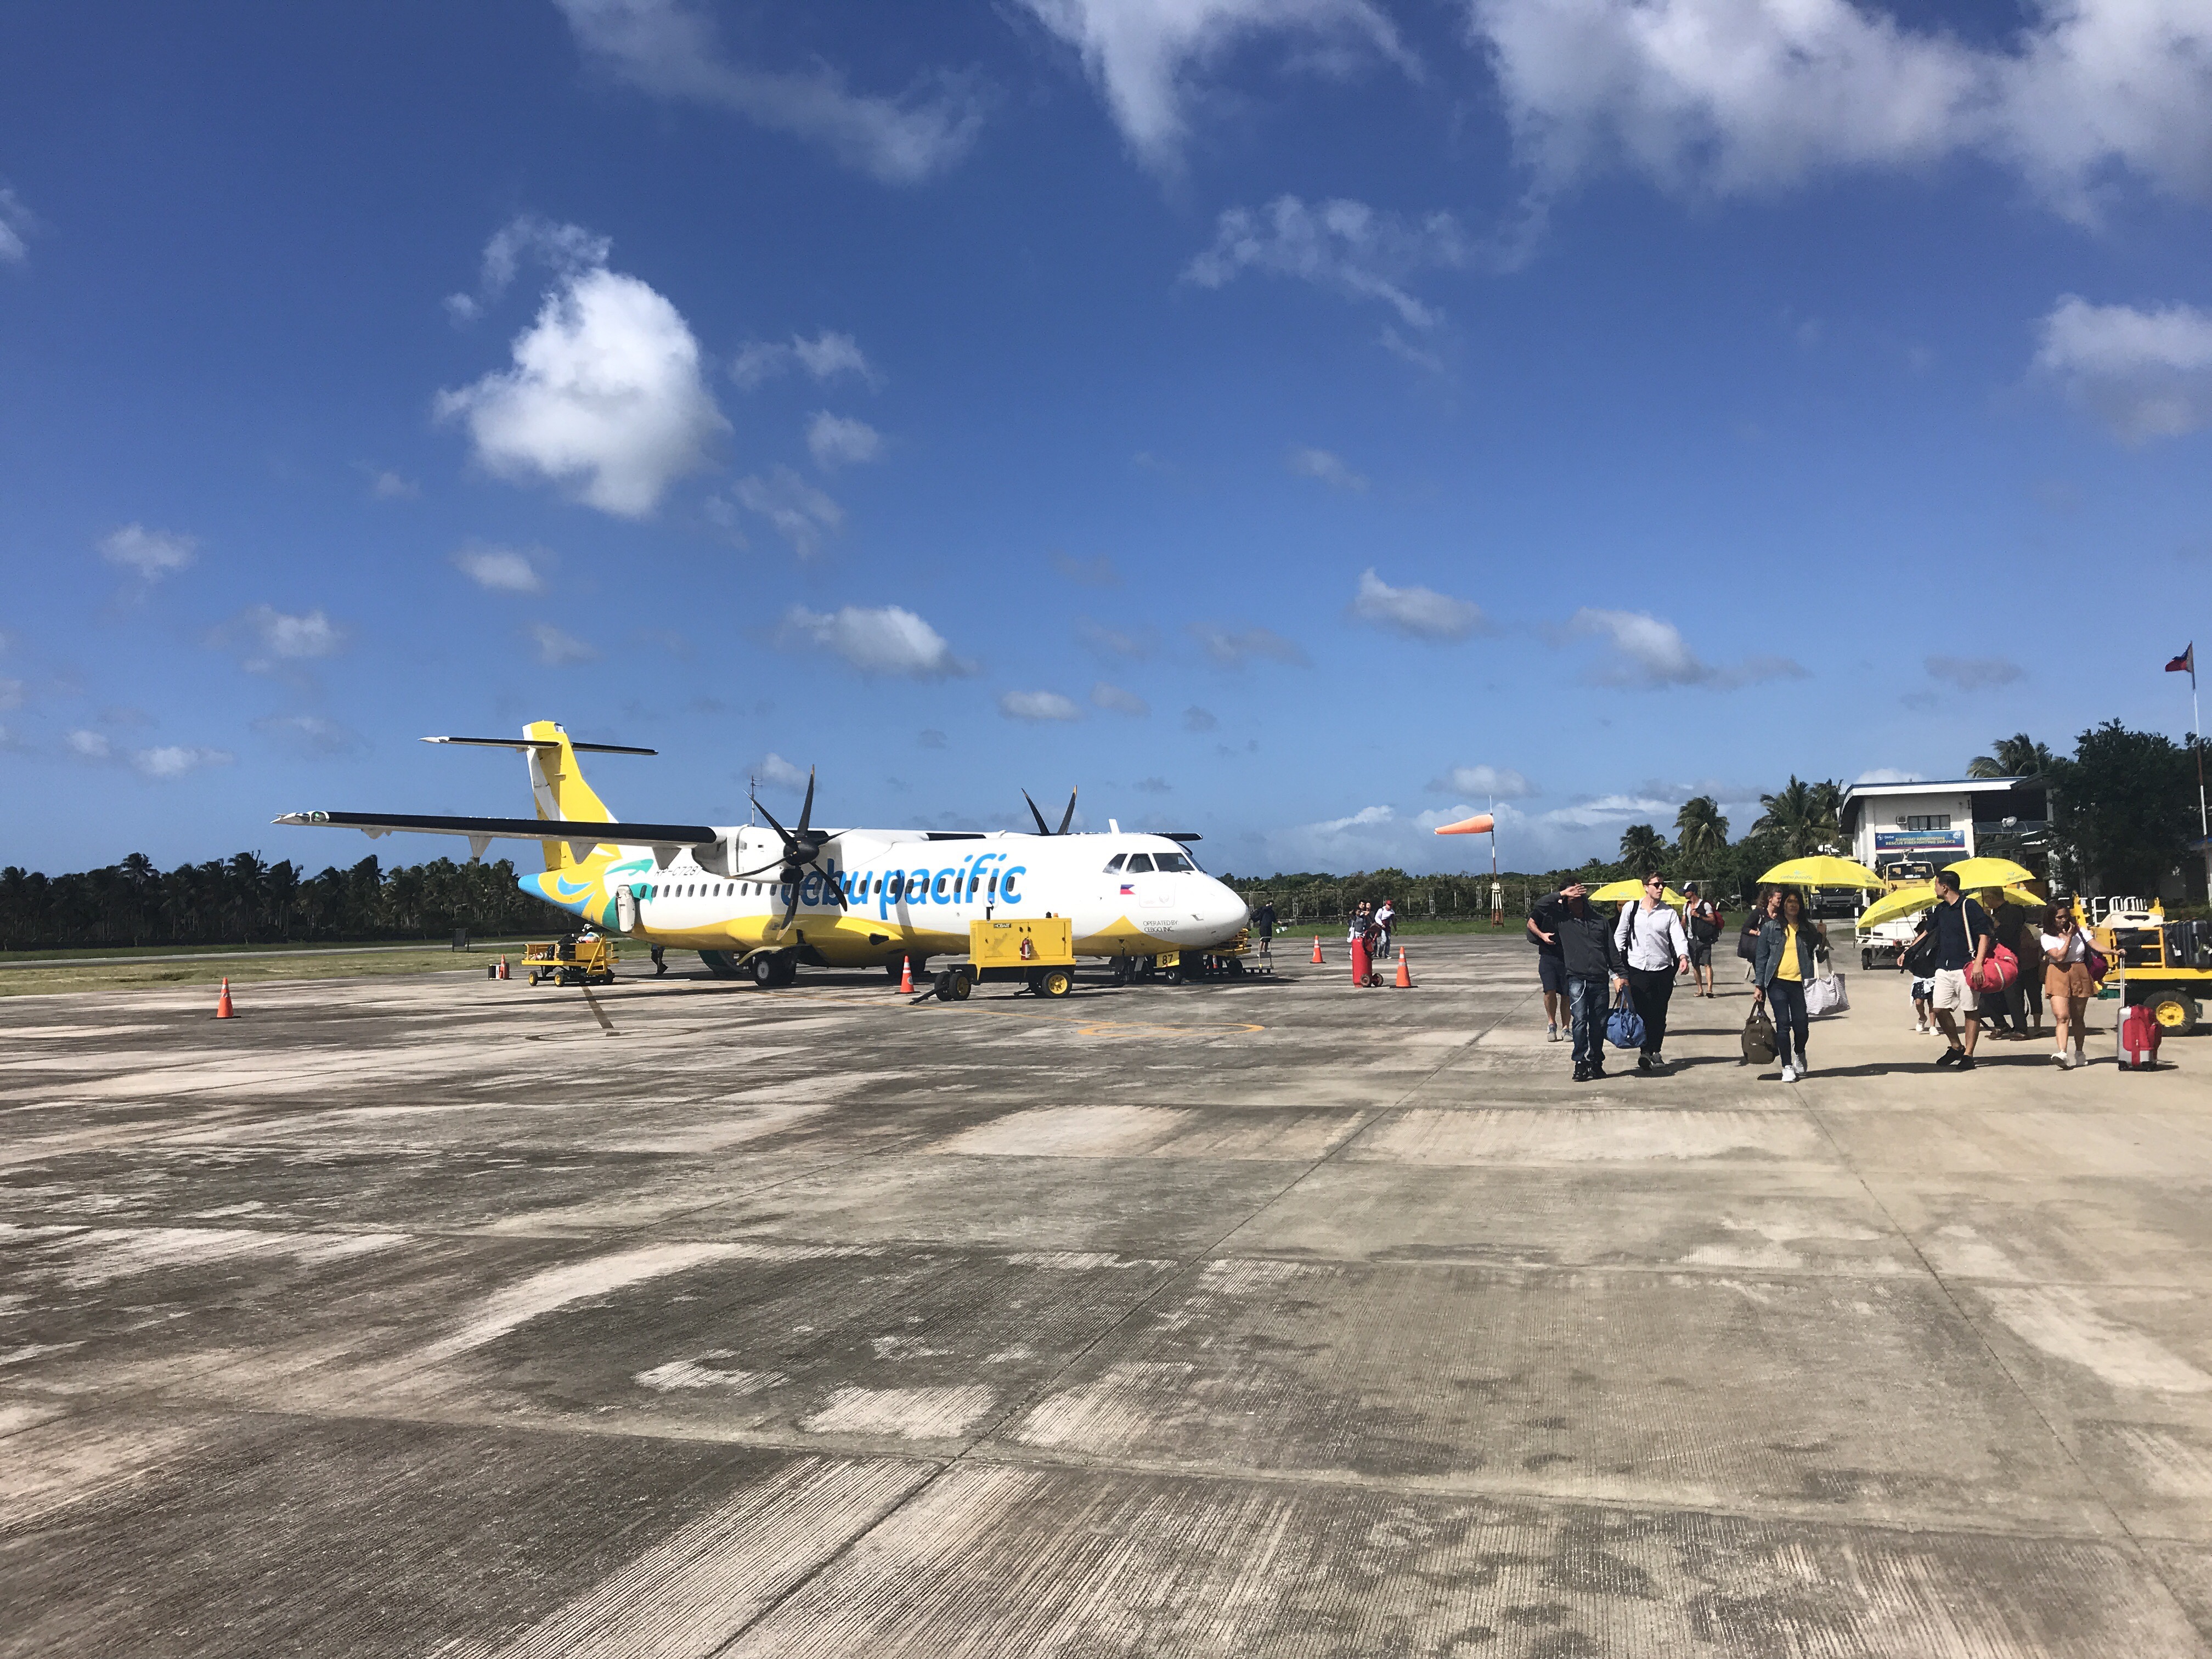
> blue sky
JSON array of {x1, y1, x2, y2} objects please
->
[{"x1": 4, "y1": 0, "x2": 2209, "y2": 878}]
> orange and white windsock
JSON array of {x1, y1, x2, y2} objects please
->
[{"x1": 1432, "y1": 812, "x2": 1494, "y2": 836}]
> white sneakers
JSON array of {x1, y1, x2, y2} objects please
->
[
  {"x1": 1780, "y1": 1063, "x2": 1798, "y2": 1082},
  {"x1": 2049, "y1": 1046, "x2": 2089, "y2": 1069},
  {"x1": 1914, "y1": 1019, "x2": 1931, "y2": 1035}
]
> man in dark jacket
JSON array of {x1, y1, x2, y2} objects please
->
[
  {"x1": 1901, "y1": 870, "x2": 1991, "y2": 1070},
  {"x1": 1553, "y1": 881, "x2": 1627, "y2": 1082}
]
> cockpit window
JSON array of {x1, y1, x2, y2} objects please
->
[
  {"x1": 1153, "y1": 852, "x2": 1193, "y2": 873},
  {"x1": 1124, "y1": 853, "x2": 1155, "y2": 873},
  {"x1": 1103, "y1": 854, "x2": 1125, "y2": 872}
]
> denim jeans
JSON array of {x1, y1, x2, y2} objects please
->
[
  {"x1": 1566, "y1": 974, "x2": 1611, "y2": 1069},
  {"x1": 1766, "y1": 978, "x2": 1809, "y2": 1067}
]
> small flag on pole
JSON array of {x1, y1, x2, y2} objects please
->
[{"x1": 2168, "y1": 645, "x2": 2195, "y2": 676}]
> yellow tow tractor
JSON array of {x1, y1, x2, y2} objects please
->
[
  {"x1": 523, "y1": 935, "x2": 618, "y2": 988},
  {"x1": 2092, "y1": 902, "x2": 2212, "y2": 1035},
  {"x1": 933, "y1": 917, "x2": 1078, "y2": 1001}
]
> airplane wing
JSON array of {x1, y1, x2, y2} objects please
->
[{"x1": 273, "y1": 810, "x2": 720, "y2": 864}]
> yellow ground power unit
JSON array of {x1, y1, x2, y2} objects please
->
[{"x1": 956, "y1": 917, "x2": 1077, "y2": 999}]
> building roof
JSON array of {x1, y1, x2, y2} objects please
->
[{"x1": 1840, "y1": 777, "x2": 2032, "y2": 800}]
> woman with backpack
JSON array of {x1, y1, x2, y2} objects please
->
[
  {"x1": 1753, "y1": 887, "x2": 1823, "y2": 1082},
  {"x1": 2039, "y1": 899, "x2": 2097, "y2": 1069}
]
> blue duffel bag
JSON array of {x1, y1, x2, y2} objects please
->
[{"x1": 1606, "y1": 987, "x2": 1645, "y2": 1050}]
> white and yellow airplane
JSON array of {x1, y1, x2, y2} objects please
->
[{"x1": 276, "y1": 720, "x2": 1249, "y2": 987}]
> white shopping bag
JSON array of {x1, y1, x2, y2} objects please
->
[{"x1": 1805, "y1": 971, "x2": 1849, "y2": 1016}]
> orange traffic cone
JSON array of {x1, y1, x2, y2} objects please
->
[
  {"x1": 1311, "y1": 936, "x2": 1324, "y2": 964},
  {"x1": 497, "y1": 955, "x2": 509, "y2": 980},
  {"x1": 1395, "y1": 951, "x2": 1412, "y2": 989},
  {"x1": 899, "y1": 955, "x2": 913, "y2": 994},
  {"x1": 215, "y1": 978, "x2": 235, "y2": 1019}
]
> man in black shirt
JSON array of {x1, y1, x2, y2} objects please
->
[
  {"x1": 1552, "y1": 882, "x2": 1627, "y2": 1082},
  {"x1": 1250, "y1": 897, "x2": 1277, "y2": 964},
  {"x1": 1902, "y1": 870, "x2": 1991, "y2": 1069},
  {"x1": 1526, "y1": 881, "x2": 1575, "y2": 1043}
]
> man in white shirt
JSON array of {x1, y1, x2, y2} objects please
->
[{"x1": 1613, "y1": 872, "x2": 1694, "y2": 1074}]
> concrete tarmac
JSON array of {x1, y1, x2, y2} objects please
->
[{"x1": 3, "y1": 933, "x2": 2210, "y2": 1656}]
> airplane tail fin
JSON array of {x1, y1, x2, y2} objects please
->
[{"x1": 524, "y1": 721, "x2": 616, "y2": 873}]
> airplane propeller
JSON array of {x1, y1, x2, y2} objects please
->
[
  {"x1": 1022, "y1": 786, "x2": 1079, "y2": 836},
  {"x1": 736, "y1": 766, "x2": 848, "y2": 930}
]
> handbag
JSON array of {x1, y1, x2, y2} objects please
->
[
  {"x1": 1741, "y1": 1003, "x2": 1778, "y2": 1064},
  {"x1": 1606, "y1": 986, "x2": 1646, "y2": 1049},
  {"x1": 1805, "y1": 969, "x2": 1849, "y2": 1015},
  {"x1": 1900, "y1": 933, "x2": 1938, "y2": 979},
  {"x1": 2080, "y1": 930, "x2": 2110, "y2": 982},
  {"x1": 1967, "y1": 943, "x2": 2019, "y2": 993}
]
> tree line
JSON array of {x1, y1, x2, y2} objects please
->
[
  {"x1": 1227, "y1": 721, "x2": 2209, "y2": 917},
  {"x1": 0, "y1": 853, "x2": 573, "y2": 952}
]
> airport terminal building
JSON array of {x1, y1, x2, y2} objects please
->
[{"x1": 1838, "y1": 776, "x2": 2048, "y2": 879}]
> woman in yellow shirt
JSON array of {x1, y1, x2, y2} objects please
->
[{"x1": 1753, "y1": 887, "x2": 1822, "y2": 1082}]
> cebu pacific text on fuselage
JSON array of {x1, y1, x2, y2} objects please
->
[{"x1": 778, "y1": 850, "x2": 1026, "y2": 920}]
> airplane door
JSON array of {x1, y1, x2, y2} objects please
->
[{"x1": 615, "y1": 887, "x2": 639, "y2": 933}]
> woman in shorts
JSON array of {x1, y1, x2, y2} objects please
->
[{"x1": 2040, "y1": 900, "x2": 2095, "y2": 1069}]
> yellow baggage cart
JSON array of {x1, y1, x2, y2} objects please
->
[{"x1": 523, "y1": 936, "x2": 617, "y2": 987}]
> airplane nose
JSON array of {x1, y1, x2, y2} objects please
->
[{"x1": 1206, "y1": 881, "x2": 1249, "y2": 936}]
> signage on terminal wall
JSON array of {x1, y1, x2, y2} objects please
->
[{"x1": 1875, "y1": 830, "x2": 1967, "y2": 851}]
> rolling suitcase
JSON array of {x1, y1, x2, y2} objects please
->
[{"x1": 2119, "y1": 1003, "x2": 2162, "y2": 1071}]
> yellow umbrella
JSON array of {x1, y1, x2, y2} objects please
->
[
  {"x1": 1588, "y1": 878, "x2": 1686, "y2": 905},
  {"x1": 1944, "y1": 856, "x2": 2036, "y2": 889},
  {"x1": 1856, "y1": 883, "x2": 2044, "y2": 930},
  {"x1": 1759, "y1": 855, "x2": 1891, "y2": 889}
]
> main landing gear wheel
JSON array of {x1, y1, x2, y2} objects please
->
[
  {"x1": 699, "y1": 950, "x2": 741, "y2": 979},
  {"x1": 1108, "y1": 956, "x2": 1132, "y2": 986}
]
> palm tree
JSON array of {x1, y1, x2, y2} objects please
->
[
  {"x1": 1967, "y1": 733, "x2": 2053, "y2": 778},
  {"x1": 1618, "y1": 823, "x2": 1668, "y2": 872},
  {"x1": 1674, "y1": 796, "x2": 1729, "y2": 865},
  {"x1": 1752, "y1": 777, "x2": 1841, "y2": 859}
]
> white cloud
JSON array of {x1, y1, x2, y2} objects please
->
[
  {"x1": 239, "y1": 606, "x2": 343, "y2": 662},
  {"x1": 1192, "y1": 623, "x2": 1310, "y2": 668},
  {"x1": 778, "y1": 605, "x2": 976, "y2": 678},
  {"x1": 0, "y1": 185, "x2": 35, "y2": 264},
  {"x1": 66, "y1": 729, "x2": 111, "y2": 761},
  {"x1": 1568, "y1": 607, "x2": 1804, "y2": 689},
  {"x1": 1092, "y1": 680, "x2": 1149, "y2": 715},
  {"x1": 1429, "y1": 764, "x2": 1538, "y2": 799},
  {"x1": 450, "y1": 543, "x2": 545, "y2": 594},
  {"x1": 555, "y1": 0, "x2": 983, "y2": 184},
  {"x1": 1134, "y1": 776, "x2": 1173, "y2": 793},
  {"x1": 1289, "y1": 446, "x2": 1368, "y2": 490},
  {"x1": 1466, "y1": 0, "x2": 2212, "y2": 219},
  {"x1": 1017, "y1": 0, "x2": 1414, "y2": 170},
  {"x1": 1926, "y1": 654, "x2": 2024, "y2": 691},
  {"x1": 1853, "y1": 766, "x2": 1926, "y2": 785},
  {"x1": 131, "y1": 744, "x2": 233, "y2": 780},
  {"x1": 529, "y1": 623, "x2": 600, "y2": 666},
  {"x1": 99, "y1": 523, "x2": 198, "y2": 582},
  {"x1": 806, "y1": 411, "x2": 883, "y2": 470},
  {"x1": 753, "y1": 752, "x2": 810, "y2": 790},
  {"x1": 437, "y1": 250, "x2": 727, "y2": 518},
  {"x1": 370, "y1": 470, "x2": 420, "y2": 500},
  {"x1": 253, "y1": 714, "x2": 362, "y2": 756},
  {"x1": 1185, "y1": 195, "x2": 1471, "y2": 327},
  {"x1": 734, "y1": 465, "x2": 844, "y2": 555},
  {"x1": 731, "y1": 329, "x2": 876, "y2": 390},
  {"x1": 2035, "y1": 295, "x2": 2212, "y2": 441},
  {"x1": 1349, "y1": 568, "x2": 1488, "y2": 642},
  {"x1": 999, "y1": 689, "x2": 1083, "y2": 721}
]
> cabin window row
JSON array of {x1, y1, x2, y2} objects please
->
[{"x1": 1101, "y1": 852, "x2": 1194, "y2": 874}]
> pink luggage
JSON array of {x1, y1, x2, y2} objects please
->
[{"x1": 2119, "y1": 1003, "x2": 2162, "y2": 1070}]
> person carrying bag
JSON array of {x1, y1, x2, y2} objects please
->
[{"x1": 1752, "y1": 888, "x2": 1824, "y2": 1082}]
